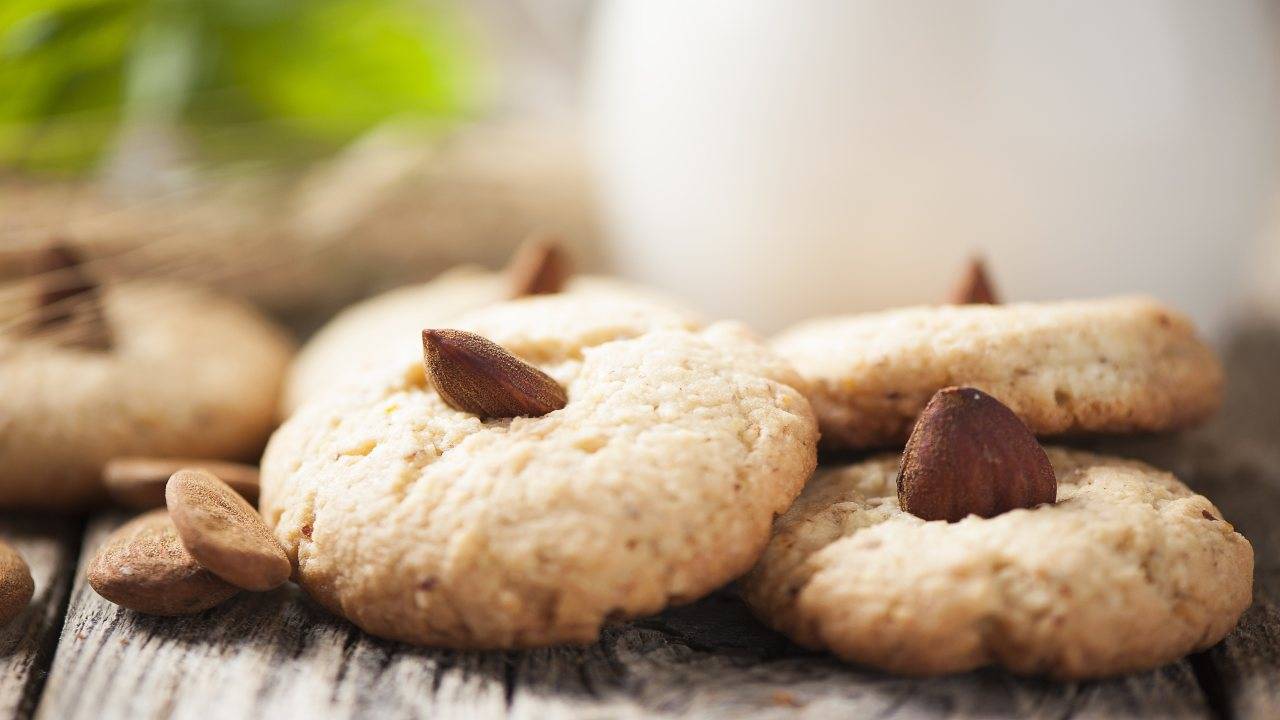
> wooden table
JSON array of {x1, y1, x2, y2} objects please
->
[{"x1": 4, "y1": 323, "x2": 1278, "y2": 719}]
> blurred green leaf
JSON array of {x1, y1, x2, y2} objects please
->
[{"x1": 0, "y1": 0, "x2": 483, "y2": 174}]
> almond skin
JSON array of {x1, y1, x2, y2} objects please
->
[
  {"x1": 0, "y1": 541, "x2": 33, "y2": 626},
  {"x1": 506, "y1": 234, "x2": 571, "y2": 297},
  {"x1": 165, "y1": 469, "x2": 291, "y2": 592},
  {"x1": 949, "y1": 256, "x2": 999, "y2": 305},
  {"x1": 422, "y1": 329, "x2": 568, "y2": 419},
  {"x1": 87, "y1": 510, "x2": 239, "y2": 616},
  {"x1": 898, "y1": 387, "x2": 1055, "y2": 522},
  {"x1": 30, "y1": 241, "x2": 112, "y2": 350},
  {"x1": 104, "y1": 457, "x2": 259, "y2": 510}
]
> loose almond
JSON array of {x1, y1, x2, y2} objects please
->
[
  {"x1": 949, "y1": 256, "x2": 999, "y2": 305},
  {"x1": 0, "y1": 541, "x2": 33, "y2": 626},
  {"x1": 506, "y1": 233, "x2": 571, "y2": 297},
  {"x1": 87, "y1": 510, "x2": 239, "y2": 615},
  {"x1": 165, "y1": 469, "x2": 291, "y2": 592},
  {"x1": 104, "y1": 457, "x2": 259, "y2": 510},
  {"x1": 898, "y1": 387, "x2": 1055, "y2": 522},
  {"x1": 422, "y1": 329, "x2": 568, "y2": 419},
  {"x1": 30, "y1": 242, "x2": 113, "y2": 350}
]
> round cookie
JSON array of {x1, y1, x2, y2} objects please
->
[
  {"x1": 772, "y1": 296, "x2": 1222, "y2": 449},
  {"x1": 0, "y1": 282, "x2": 294, "y2": 509},
  {"x1": 261, "y1": 293, "x2": 819, "y2": 648},
  {"x1": 282, "y1": 267, "x2": 690, "y2": 415},
  {"x1": 742, "y1": 448, "x2": 1253, "y2": 678}
]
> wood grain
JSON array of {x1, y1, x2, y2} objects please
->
[
  {"x1": 0, "y1": 515, "x2": 79, "y2": 720},
  {"x1": 38, "y1": 514, "x2": 514, "y2": 720},
  {"x1": 33, "y1": 515, "x2": 1214, "y2": 719}
]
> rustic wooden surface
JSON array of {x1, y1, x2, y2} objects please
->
[
  {"x1": 0, "y1": 516, "x2": 78, "y2": 719},
  {"x1": 1, "y1": 322, "x2": 1276, "y2": 719}
]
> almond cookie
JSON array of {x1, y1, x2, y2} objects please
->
[
  {"x1": 0, "y1": 282, "x2": 293, "y2": 508},
  {"x1": 281, "y1": 266, "x2": 693, "y2": 415},
  {"x1": 261, "y1": 293, "x2": 818, "y2": 648},
  {"x1": 772, "y1": 296, "x2": 1222, "y2": 449},
  {"x1": 742, "y1": 448, "x2": 1253, "y2": 678}
]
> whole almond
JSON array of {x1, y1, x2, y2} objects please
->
[
  {"x1": 87, "y1": 510, "x2": 239, "y2": 615},
  {"x1": 898, "y1": 387, "x2": 1056, "y2": 522},
  {"x1": 165, "y1": 469, "x2": 290, "y2": 591},
  {"x1": 949, "y1": 256, "x2": 999, "y2": 305},
  {"x1": 506, "y1": 234, "x2": 571, "y2": 297},
  {"x1": 104, "y1": 457, "x2": 259, "y2": 510},
  {"x1": 0, "y1": 541, "x2": 33, "y2": 626},
  {"x1": 422, "y1": 329, "x2": 568, "y2": 419}
]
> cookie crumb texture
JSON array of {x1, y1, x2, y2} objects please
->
[
  {"x1": 0, "y1": 283, "x2": 293, "y2": 509},
  {"x1": 773, "y1": 297, "x2": 1223, "y2": 449},
  {"x1": 262, "y1": 295, "x2": 819, "y2": 648},
  {"x1": 742, "y1": 448, "x2": 1254, "y2": 678}
]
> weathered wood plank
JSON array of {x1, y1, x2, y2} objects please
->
[
  {"x1": 35, "y1": 513, "x2": 1212, "y2": 719},
  {"x1": 36, "y1": 514, "x2": 512, "y2": 720},
  {"x1": 534, "y1": 592, "x2": 1211, "y2": 719},
  {"x1": 0, "y1": 515, "x2": 80, "y2": 720}
]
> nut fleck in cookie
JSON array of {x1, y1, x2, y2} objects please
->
[
  {"x1": 742, "y1": 447, "x2": 1253, "y2": 678},
  {"x1": 0, "y1": 256, "x2": 294, "y2": 509},
  {"x1": 261, "y1": 294, "x2": 818, "y2": 648},
  {"x1": 772, "y1": 296, "x2": 1222, "y2": 449},
  {"x1": 282, "y1": 239, "x2": 695, "y2": 416}
]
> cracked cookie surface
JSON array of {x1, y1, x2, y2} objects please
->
[
  {"x1": 0, "y1": 282, "x2": 293, "y2": 509},
  {"x1": 282, "y1": 267, "x2": 693, "y2": 415},
  {"x1": 772, "y1": 296, "x2": 1222, "y2": 449},
  {"x1": 742, "y1": 448, "x2": 1253, "y2": 678},
  {"x1": 262, "y1": 293, "x2": 819, "y2": 648}
]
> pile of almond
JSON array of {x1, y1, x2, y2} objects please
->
[{"x1": 89, "y1": 461, "x2": 288, "y2": 615}]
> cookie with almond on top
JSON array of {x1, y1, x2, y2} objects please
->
[
  {"x1": 742, "y1": 387, "x2": 1253, "y2": 679},
  {"x1": 282, "y1": 234, "x2": 696, "y2": 416},
  {"x1": 771, "y1": 259, "x2": 1222, "y2": 450},
  {"x1": 261, "y1": 292, "x2": 819, "y2": 648}
]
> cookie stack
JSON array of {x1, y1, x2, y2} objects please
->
[
  {"x1": 62, "y1": 236, "x2": 1249, "y2": 681},
  {"x1": 743, "y1": 261, "x2": 1252, "y2": 678}
]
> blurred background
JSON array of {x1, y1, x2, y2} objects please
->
[{"x1": 2, "y1": 0, "x2": 1278, "y2": 335}]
